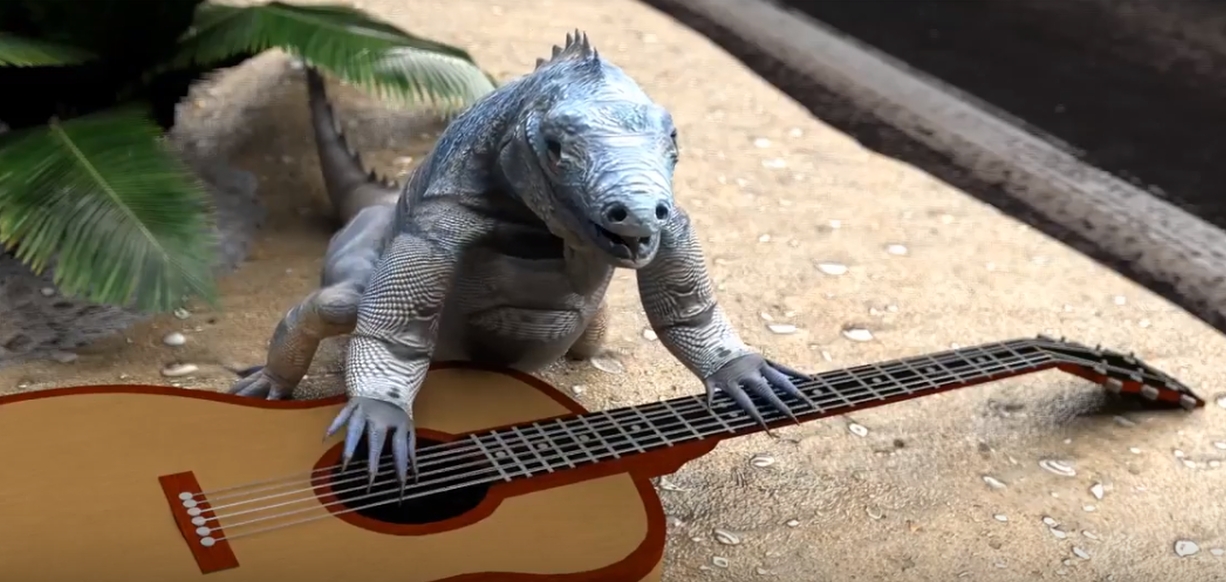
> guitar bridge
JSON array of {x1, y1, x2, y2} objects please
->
[{"x1": 158, "y1": 471, "x2": 240, "y2": 574}]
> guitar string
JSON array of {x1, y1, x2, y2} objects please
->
[
  {"x1": 195, "y1": 339, "x2": 1042, "y2": 509},
  {"x1": 194, "y1": 340, "x2": 1039, "y2": 515},
  {"x1": 193, "y1": 347, "x2": 1055, "y2": 543}
]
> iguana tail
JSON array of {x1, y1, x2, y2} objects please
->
[{"x1": 305, "y1": 67, "x2": 399, "y2": 223}]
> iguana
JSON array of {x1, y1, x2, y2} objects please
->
[{"x1": 230, "y1": 31, "x2": 805, "y2": 488}]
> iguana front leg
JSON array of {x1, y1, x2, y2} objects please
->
[
  {"x1": 326, "y1": 200, "x2": 488, "y2": 489},
  {"x1": 636, "y1": 209, "x2": 806, "y2": 427},
  {"x1": 230, "y1": 206, "x2": 393, "y2": 400},
  {"x1": 229, "y1": 284, "x2": 362, "y2": 399}
]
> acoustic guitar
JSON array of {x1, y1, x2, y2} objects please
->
[{"x1": 0, "y1": 335, "x2": 1204, "y2": 581}]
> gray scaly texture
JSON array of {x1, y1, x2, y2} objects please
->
[{"x1": 229, "y1": 31, "x2": 807, "y2": 489}]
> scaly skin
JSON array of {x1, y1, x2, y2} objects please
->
[{"x1": 230, "y1": 31, "x2": 805, "y2": 491}]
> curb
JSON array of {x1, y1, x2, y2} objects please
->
[{"x1": 643, "y1": 0, "x2": 1226, "y2": 333}]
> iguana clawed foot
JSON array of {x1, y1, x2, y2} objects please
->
[
  {"x1": 325, "y1": 397, "x2": 418, "y2": 492},
  {"x1": 227, "y1": 365, "x2": 295, "y2": 400},
  {"x1": 703, "y1": 354, "x2": 808, "y2": 428}
]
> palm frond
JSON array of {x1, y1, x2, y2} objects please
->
[
  {"x1": 0, "y1": 32, "x2": 96, "y2": 66},
  {"x1": 0, "y1": 108, "x2": 217, "y2": 312},
  {"x1": 170, "y1": 2, "x2": 495, "y2": 110}
]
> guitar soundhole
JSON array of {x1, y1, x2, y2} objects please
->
[{"x1": 327, "y1": 436, "x2": 492, "y2": 525}]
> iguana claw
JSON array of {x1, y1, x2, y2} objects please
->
[
  {"x1": 703, "y1": 353, "x2": 807, "y2": 428},
  {"x1": 227, "y1": 365, "x2": 294, "y2": 400},
  {"x1": 325, "y1": 397, "x2": 418, "y2": 493}
]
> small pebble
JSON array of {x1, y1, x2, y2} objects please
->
[
  {"x1": 711, "y1": 556, "x2": 730, "y2": 568},
  {"x1": 1129, "y1": 447, "x2": 1142, "y2": 454},
  {"x1": 163, "y1": 332, "x2": 186, "y2": 347},
  {"x1": 993, "y1": 514, "x2": 1008, "y2": 522},
  {"x1": 1174, "y1": 449, "x2": 1186, "y2": 458},
  {"x1": 749, "y1": 454, "x2": 776, "y2": 468},
  {"x1": 161, "y1": 363, "x2": 199, "y2": 377},
  {"x1": 767, "y1": 323, "x2": 798, "y2": 335},
  {"x1": 51, "y1": 351, "x2": 78, "y2": 364},
  {"x1": 885, "y1": 243, "x2": 909, "y2": 256},
  {"x1": 816, "y1": 261, "x2": 849, "y2": 276},
  {"x1": 1083, "y1": 531, "x2": 1099, "y2": 540},
  {"x1": 641, "y1": 329, "x2": 657, "y2": 341},
  {"x1": 1216, "y1": 394, "x2": 1226, "y2": 409},
  {"x1": 1050, "y1": 528, "x2": 1067, "y2": 539},
  {"x1": 173, "y1": 308, "x2": 191, "y2": 320},
  {"x1": 1042, "y1": 517, "x2": 1058, "y2": 527},
  {"x1": 590, "y1": 355, "x2": 624, "y2": 374},
  {"x1": 39, "y1": 287, "x2": 56, "y2": 297},
  {"x1": 753, "y1": 137, "x2": 771, "y2": 148},
  {"x1": 570, "y1": 385, "x2": 586, "y2": 396},
  {"x1": 758, "y1": 234, "x2": 772, "y2": 243},
  {"x1": 1213, "y1": 441, "x2": 1226, "y2": 450},
  {"x1": 785, "y1": 519, "x2": 800, "y2": 527},
  {"x1": 762, "y1": 158, "x2": 787, "y2": 169},
  {"x1": 1112, "y1": 295, "x2": 1127, "y2": 305},
  {"x1": 841, "y1": 326, "x2": 874, "y2": 342},
  {"x1": 848, "y1": 422, "x2": 869, "y2": 437},
  {"x1": 713, "y1": 529, "x2": 741, "y2": 545},
  {"x1": 1039, "y1": 459, "x2": 1077, "y2": 477},
  {"x1": 1174, "y1": 540, "x2": 1200, "y2": 557},
  {"x1": 1072, "y1": 547, "x2": 1090, "y2": 560},
  {"x1": 1083, "y1": 505, "x2": 1096, "y2": 512},
  {"x1": 1209, "y1": 548, "x2": 1224, "y2": 557},
  {"x1": 1113, "y1": 416, "x2": 1137, "y2": 427},
  {"x1": 657, "y1": 477, "x2": 687, "y2": 492},
  {"x1": 982, "y1": 475, "x2": 1007, "y2": 490},
  {"x1": 1089, "y1": 482, "x2": 1105, "y2": 500}
]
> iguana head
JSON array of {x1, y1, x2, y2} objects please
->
[{"x1": 501, "y1": 31, "x2": 679, "y2": 269}]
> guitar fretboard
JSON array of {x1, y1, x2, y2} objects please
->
[{"x1": 470, "y1": 339, "x2": 1052, "y2": 480}]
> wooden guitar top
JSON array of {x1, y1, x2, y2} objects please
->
[{"x1": 0, "y1": 365, "x2": 671, "y2": 582}]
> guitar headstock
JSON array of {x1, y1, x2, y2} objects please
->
[{"x1": 1031, "y1": 335, "x2": 1204, "y2": 411}]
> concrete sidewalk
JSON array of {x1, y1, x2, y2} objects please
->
[{"x1": 1, "y1": 0, "x2": 1221, "y2": 580}]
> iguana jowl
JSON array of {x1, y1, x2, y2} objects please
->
[{"x1": 230, "y1": 31, "x2": 805, "y2": 488}]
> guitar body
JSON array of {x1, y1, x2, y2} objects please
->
[{"x1": 0, "y1": 365, "x2": 669, "y2": 582}]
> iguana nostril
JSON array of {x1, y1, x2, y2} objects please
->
[
  {"x1": 605, "y1": 204, "x2": 629, "y2": 223},
  {"x1": 654, "y1": 203, "x2": 670, "y2": 221}
]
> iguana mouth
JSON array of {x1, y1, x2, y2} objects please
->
[{"x1": 590, "y1": 221, "x2": 654, "y2": 262}]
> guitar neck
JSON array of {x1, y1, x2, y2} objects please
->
[{"x1": 468, "y1": 339, "x2": 1055, "y2": 480}]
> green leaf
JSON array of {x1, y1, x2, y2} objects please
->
[
  {"x1": 0, "y1": 109, "x2": 217, "y2": 312},
  {"x1": 171, "y1": 2, "x2": 495, "y2": 110},
  {"x1": 0, "y1": 32, "x2": 96, "y2": 66}
]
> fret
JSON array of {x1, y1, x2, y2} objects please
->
[
  {"x1": 699, "y1": 395, "x2": 738, "y2": 434},
  {"x1": 1000, "y1": 341, "x2": 1040, "y2": 371},
  {"x1": 598, "y1": 410, "x2": 646, "y2": 453},
  {"x1": 788, "y1": 381, "x2": 823, "y2": 415},
  {"x1": 956, "y1": 346, "x2": 988, "y2": 379},
  {"x1": 529, "y1": 421, "x2": 575, "y2": 469},
  {"x1": 630, "y1": 405, "x2": 674, "y2": 447},
  {"x1": 819, "y1": 370, "x2": 860, "y2": 411},
  {"x1": 891, "y1": 357, "x2": 935, "y2": 395},
  {"x1": 552, "y1": 418, "x2": 598, "y2": 464},
  {"x1": 863, "y1": 361, "x2": 897, "y2": 402},
  {"x1": 917, "y1": 353, "x2": 965, "y2": 386},
  {"x1": 978, "y1": 345, "x2": 1015, "y2": 376},
  {"x1": 508, "y1": 425, "x2": 553, "y2": 473},
  {"x1": 488, "y1": 430, "x2": 533, "y2": 478},
  {"x1": 467, "y1": 434, "x2": 513, "y2": 482},
  {"x1": 660, "y1": 399, "x2": 705, "y2": 441},
  {"x1": 574, "y1": 414, "x2": 620, "y2": 459}
]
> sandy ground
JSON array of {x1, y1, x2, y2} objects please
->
[{"x1": 2, "y1": 1, "x2": 1225, "y2": 580}]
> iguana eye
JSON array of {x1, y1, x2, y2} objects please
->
[{"x1": 544, "y1": 138, "x2": 563, "y2": 166}]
